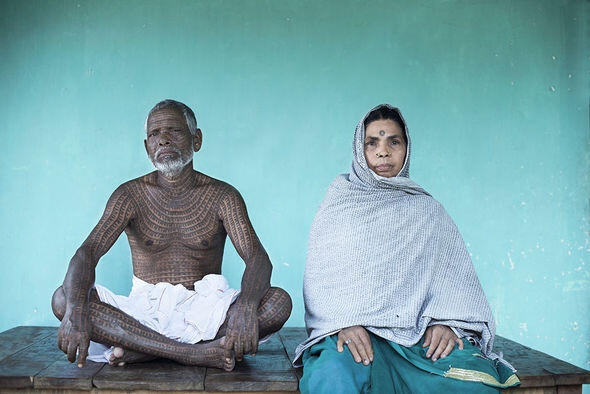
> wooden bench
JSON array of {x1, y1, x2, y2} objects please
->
[{"x1": 0, "y1": 326, "x2": 588, "y2": 393}]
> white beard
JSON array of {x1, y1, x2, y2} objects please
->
[{"x1": 151, "y1": 148, "x2": 193, "y2": 178}]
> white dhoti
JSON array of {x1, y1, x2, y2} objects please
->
[{"x1": 87, "y1": 274, "x2": 240, "y2": 362}]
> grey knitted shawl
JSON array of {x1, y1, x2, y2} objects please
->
[{"x1": 294, "y1": 104, "x2": 496, "y2": 366}]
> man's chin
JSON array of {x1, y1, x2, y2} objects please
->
[
  {"x1": 149, "y1": 153, "x2": 193, "y2": 177},
  {"x1": 153, "y1": 160, "x2": 186, "y2": 178}
]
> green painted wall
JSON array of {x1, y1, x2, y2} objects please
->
[{"x1": 1, "y1": 0, "x2": 588, "y2": 380}]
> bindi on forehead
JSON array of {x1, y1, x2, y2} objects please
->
[{"x1": 379, "y1": 130, "x2": 386, "y2": 136}]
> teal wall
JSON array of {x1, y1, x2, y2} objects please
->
[{"x1": 1, "y1": 0, "x2": 588, "y2": 379}]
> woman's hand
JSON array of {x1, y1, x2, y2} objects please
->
[
  {"x1": 337, "y1": 326, "x2": 373, "y2": 365},
  {"x1": 423, "y1": 325, "x2": 463, "y2": 361}
]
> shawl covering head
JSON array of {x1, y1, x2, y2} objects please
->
[{"x1": 294, "y1": 104, "x2": 496, "y2": 366}]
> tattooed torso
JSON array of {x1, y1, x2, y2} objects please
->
[{"x1": 110, "y1": 171, "x2": 246, "y2": 289}]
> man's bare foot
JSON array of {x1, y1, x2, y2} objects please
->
[
  {"x1": 106, "y1": 338, "x2": 235, "y2": 371},
  {"x1": 207, "y1": 337, "x2": 235, "y2": 371},
  {"x1": 108, "y1": 347, "x2": 157, "y2": 366}
]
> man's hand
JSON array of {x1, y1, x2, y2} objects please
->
[
  {"x1": 224, "y1": 302, "x2": 259, "y2": 362},
  {"x1": 337, "y1": 326, "x2": 373, "y2": 365},
  {"x1": 423, "y1": 324, "x2": 463, "y2": 361},
  {"x1": 57, "y1": 307, "x2": 91, "y2": 368}
]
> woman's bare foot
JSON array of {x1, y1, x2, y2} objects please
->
[{"x1": 108, "y1": 347, "x2": 157, "y2": 366}]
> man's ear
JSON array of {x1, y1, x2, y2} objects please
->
[
  {"x1": 193, "y1": 128, "x2": 203, "y2": 152},
  {"x1": 144, "y1": 139, "x2": 149, "y2": 155}
]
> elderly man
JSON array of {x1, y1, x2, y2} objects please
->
[{"x1": 52, "y1": 100, "x2": 292, "y2": 371}]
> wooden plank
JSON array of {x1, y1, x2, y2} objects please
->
[
  {"x1": 92, "y1": 359, "x2": 206, "y2": 391},
  {"x1": 502, "y1": 389, "x2": 556, "y2": 394},
  {"x1": 0, "y1": 327, "x2": 587, "y2": 393},
  {"x1": 34, "y1": 358, "x2": 104, "y2": 390},
  {"x1": 205, "y1": 335, "x2": 298, "y2": 392},
  {"x1": 278, "y1": 327, "x2": 307, "y2": 381},
  {"x1": 0, "y1": 326, "x2": 56, "y2": 362},
  {"x1": 205, "y1": 353, "x2": 298, "y2": 392},
  {"x1": 494, "y1": 336, "x2": 590, "y2": 388},
  {"x1": 278, "y1": 327, "x2": 307, "y2": 363},
  {"x1": 556, "y1": 385, "x2": 583, "y2": 394},
  {"x1": 0, "y1": 390, "x2": 296, "y2": 394},
  {"x1": 0, "y1": 329, "x2": 63, "y2": 389}
]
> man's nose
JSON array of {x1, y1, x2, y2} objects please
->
[{"x1": 158, "y1": 134, "x2": 171, "y2": 146}]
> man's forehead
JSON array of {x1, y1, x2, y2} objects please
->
[{"x1": 147, "y1": 107, "x2": 186, "y2": 128}]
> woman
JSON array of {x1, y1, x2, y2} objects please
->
[{"x1": 294, "y1": 104, "x2": 519, "y2": 393}]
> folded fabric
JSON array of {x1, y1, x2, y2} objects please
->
[{"x1": 87, "y1": 273, "x2": 239, "y2": 362}]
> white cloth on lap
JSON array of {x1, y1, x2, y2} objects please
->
[{"x1": 87, "y1": 273, "x2": 239, "y2": 362}]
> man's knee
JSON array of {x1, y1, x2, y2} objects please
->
[
  {"x1": 269, "y1": 287, "x2": 292, "y2": 309},
  {"x1": 256, "y1": 287, "x2": 292, "y2": 336},
  {"x1": 262, "y1": 287, "x2": 293, "y2": 317},
  {"x1": 51, "y1": 286, "x2": 66, "y2": 320}
]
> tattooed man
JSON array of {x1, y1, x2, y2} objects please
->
[{"x1": 52, "y1": 100, "x2": 292, "y2": 371}]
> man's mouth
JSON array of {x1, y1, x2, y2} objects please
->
[{"x1": 156, "y1": 148, "x2": 180, "y2": 161}]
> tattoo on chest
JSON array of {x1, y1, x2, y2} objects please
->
[
  {"x1": 130, "y1": 182, "x2": 223, "y2": 241},
  {"x1": 90, "y1": 174, "x2": 266, "y2": 287}
]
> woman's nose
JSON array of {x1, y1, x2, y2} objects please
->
[{"x1": 376, "y1": 145, "x2": 390, "y2": 157}]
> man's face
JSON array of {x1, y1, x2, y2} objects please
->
[
  {"x1": 364, "y1": 119, "x2": 407, "y2": 178},
  {"x1": 145, "y1": 107, "x2": 196, "y2": 177}
]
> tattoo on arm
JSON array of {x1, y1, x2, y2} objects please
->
[
  {"x1": 219, "y1": 188, "x2": 271, "y2": 302},
  {"x1": 64, "y1": 184, "x2": 136, "y2": 306}
]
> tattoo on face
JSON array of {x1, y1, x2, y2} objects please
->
[{"x1": 379, "y1": 130, "x2": 386, "y2": 136}]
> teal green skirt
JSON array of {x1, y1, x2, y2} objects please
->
[{"x1": 300, "y1": 333, "x2": 520, "y2": 394}]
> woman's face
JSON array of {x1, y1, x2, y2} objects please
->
[{"x1": 363, "y1": 119, "x2": 407, "y2": 178}]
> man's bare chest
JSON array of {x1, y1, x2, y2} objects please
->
[{"x1": 127, "y1": 195, "x2": 226, "y2": 249}]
